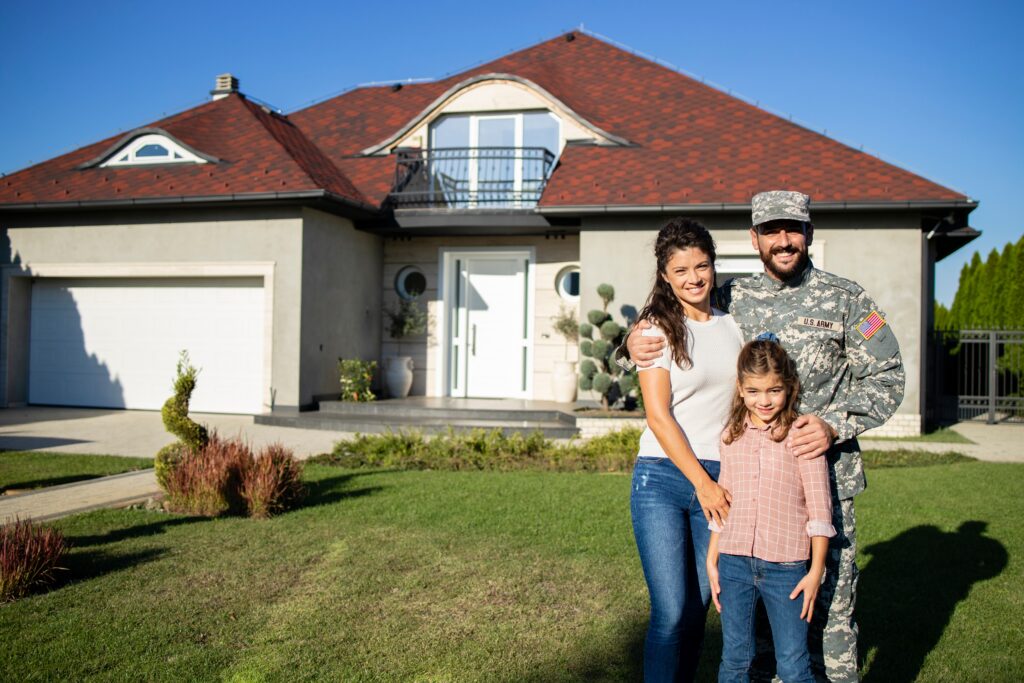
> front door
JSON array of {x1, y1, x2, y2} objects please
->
[{"x1": 446, "y1": 251, "x2": 531, "y2": 398}]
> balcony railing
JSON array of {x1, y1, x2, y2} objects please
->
[{"x1": 386, "y1": 147, "x2": 556, "y2": 209}]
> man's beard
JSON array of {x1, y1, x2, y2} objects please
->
[{"x1": 760, "y1": 245, "x2": 809, "y2": 281}]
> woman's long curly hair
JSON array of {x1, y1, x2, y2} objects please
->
[
  {"x1": 723, "y1": 340, "x2": 801, "y2": 444},
  {"x1": 635, "y1": 217, "x2": 717, "y2": 368}
]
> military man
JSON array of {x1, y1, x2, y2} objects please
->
[{"x1": 622, "y1": 190, "x2": 905, "y2": 682}]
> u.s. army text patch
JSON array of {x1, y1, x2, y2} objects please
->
[
  {"x1": 797, "y1": 316, "x2": 839, "y2": 331},
  {"x1": 857, "y1": 311, "x2": 887, "y2": 340}
]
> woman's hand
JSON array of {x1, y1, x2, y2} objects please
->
[
  {"x1": 696, "y1": 479, "x2": 732, "y2": 528},
  {"x1": 790, "y1": 566, "x2": 824, "y2": 622}
]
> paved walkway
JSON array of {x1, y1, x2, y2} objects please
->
[{"x1": 1, "y1": 407, "x2": 1022, "y2": 523}]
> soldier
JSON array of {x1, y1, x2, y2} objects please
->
[{"x1": 621, "y1": 190, "x2": 905, "y2": 682}]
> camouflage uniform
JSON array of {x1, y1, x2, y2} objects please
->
[
  {"x1": 617, "y1": 191, "x2": 904, "y2": 682},
  {"x1": 719, "y1": 264, "x2": 904, "y2": 682}
]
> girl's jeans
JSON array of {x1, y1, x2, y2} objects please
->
[
  {"x1": 717, "y1": 553, "x2": 814, "y2": 683},
  {"x1": 631, "y1": 456, "x2": 720, "y2": 683}
]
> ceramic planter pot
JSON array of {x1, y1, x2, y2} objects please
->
[
  {"x1": 552, "y1": 360, "x2": 578, "y2": 403},
  {"x1": 384, "y1": 355, "x2": 414, "y2": 398}
]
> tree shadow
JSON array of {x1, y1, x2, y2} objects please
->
[
  {"x1": 52, "y1": 546, "x2": 168, "y2": 590},
  {"x1": 65, "y1": 514, "x2": 209, "y2": 548},
  {"x1": 858, "y1": 521, "x2": 1008, "y2": 682},
  {"x1": 300, "y1": 472, "x2": 386, "y2": 510}
]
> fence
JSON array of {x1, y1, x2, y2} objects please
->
[{"x1": 929, "y1": 329, "x2": 1024, "y2": 425}]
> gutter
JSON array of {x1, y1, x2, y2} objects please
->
[
  {"x1": 0, "y1": 190, "x2": 381, "y2": 217},
  {"x1": 537, "y1": 199, "x2": 979, "y2": 215}
]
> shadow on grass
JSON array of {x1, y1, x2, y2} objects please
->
[
  {"x1": 858, "y1": 521, "x2": 1008, "y2": 682},
  {"x1": 300, "y1": 472, "x2": 386, "y2": 510},
  {"x1": 66, "y1": 515, "x2": 209, "y2": 548},
  {"x1": 54, "y1": 546, "x2": 168, "y2": 589},
  {"x1": 3, "y1": 473, "x2": 108, "y2": 491}
]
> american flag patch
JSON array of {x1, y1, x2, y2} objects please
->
[{"x1": 857, "y1": 311, "x2": 886, "y2": 340}]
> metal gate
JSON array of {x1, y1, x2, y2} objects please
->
[{"x1": 930, "y1": 330, "x2": 1024, "y2": 425}]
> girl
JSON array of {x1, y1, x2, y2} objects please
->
[
  {"x1": 632, "y1": 217, "x2": 744, "y2": 682},
  {"x1": 706, "y1": 340, "x2": 836, "y2": 683}
]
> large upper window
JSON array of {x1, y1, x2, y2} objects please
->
[
  {"x1": 100, "y1": 133, "x2": 207, "y2": 167},
  {"x1": 427, "y1": 111, "x2": 561, "y2": 207}
]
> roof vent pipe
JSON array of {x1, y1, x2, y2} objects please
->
[{"x1": 211, "y1": 73, "x2": 239, "y2": 101}]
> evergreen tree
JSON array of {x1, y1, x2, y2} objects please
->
[{"x1": 979, "y1": 248, "x2": 1001, "y2": 327}]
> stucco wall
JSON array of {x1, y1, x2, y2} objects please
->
[
  {"x1": 300, "y1": 208, "x2": 382, "y2": 403},
  {"x1": 382, "y1": 234, "x2": 580, "y2": 400},
  {"x1": 579, "y1": 212, "x2": 924, "y2": 433},
  {"x1": 1, "y1": 206, "x2": 305, "y2": 410}
]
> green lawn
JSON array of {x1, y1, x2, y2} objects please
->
[
  {"x1": 0, "y1": 451, "x2": 153, "y2": 493},
  {"x1": 862, "y1": 426, "x2": 975, "y2": 444},
  {"x1": 1, "y1": 459, "x2": 1021, "y2": 681}
]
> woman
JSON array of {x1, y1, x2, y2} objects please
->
[{"x1": 631, "y1": 217, "x2": 744, "y2": 682}]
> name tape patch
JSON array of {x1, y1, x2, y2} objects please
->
[
  {"x1": 857, "y1": 311, "x2": 887, "y2": 340},
  {"x1": 797, "y1": 316, "x2": 839, "y2": 331}
]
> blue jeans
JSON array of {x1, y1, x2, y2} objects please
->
[
  {"x1": 717, "y1": 553, "x2": 814, "y2": 683},
  {"x1": 631, "y1": 456, "x2": 720, "y2": 683}
]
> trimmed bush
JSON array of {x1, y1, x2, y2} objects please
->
[
  {"x1": 599, "y1": 320, "x2": 622, "y2": 340},
  {"x1": 313, "y1": 427, "x2": 644, "y2": 473},
  {"x1": 156, "y1": 351, "x2": 209, "y2": 490},
  {"x1": 591, "y1": 339, "x2": 611, "y2": 360},
  {"x1": 164, "y1": 434, "x2": 250, "y2": 517},
  {"x1": 578, "y1": 283, "x2": 636, "y2": 409},
  {"x1": 592, "y1": 372, "x2": 613, "y2": 395},
  {"x1": 578, "y1": 322, "x2": 593, "y2": 339},
  {"x1": 579, "y1": 375, "x2": 593, "y2": 391},
  {"x1": 338, "y1": 359, "x2": 376, "y2": 402},
  {"x1": 587, "y1": 310, "x2": 611, "y2": 326},
  {"x1": 241, "y1": 444, "x2": 305, "y2": 519},
  {"x1": 579, "y1": 339, "x2": 593, "y2": 357},
  {"x1": 1, "y1": 518, "x2": 66, "y2": 602}
]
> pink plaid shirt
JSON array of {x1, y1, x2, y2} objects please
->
[{"x1": 710, "y1": 420, "x2": 836, "y2": 562}]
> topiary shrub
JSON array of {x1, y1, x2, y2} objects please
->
[
  {"x1": 156, "y1": 351, "x2": 209, "y2": 490},
  {"x1": 241, "y1": 443, "x2": 305, "y2": 519},
  {"x1": 163, "y1": 433, "x2": 250, "y2": 517},
  {"x1": 0, "y1": 518, "x2": 66, "y2": 602},
  {"x1": 578, "y1": 283, "x2": 638, "y2": 409}
]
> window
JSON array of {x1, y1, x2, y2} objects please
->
[
  {"x1": 428, "y1": 111, "x2": 561, "y2": 207},
  {"x1": 101, "y1": 133, "x2": 206, "y2": 167},
  {"x1": 395, "y1": 266, "x2": 427, "y2": 300},
  {"x1": 555, "y1": 265, "x2": 580, "y2": 301}
]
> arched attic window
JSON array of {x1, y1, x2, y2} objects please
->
[{"x1": 100, "y1": 133, "x2": 208, "y2": 167}]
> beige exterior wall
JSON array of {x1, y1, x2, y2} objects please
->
[
  {"x1": 1, "y1": 207, "x2": 305, "y2": 410},
  {"x1": 381, "y1": 234, "x2": 580, "y2": 400},
  {"x1": 300, "y1": 208, "x2": 382, "y2": 402},
  {"x1": 579, "y1": 212, "x2": 924, "y2": 434}
]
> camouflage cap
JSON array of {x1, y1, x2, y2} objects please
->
[{"x1": 751, "y1": 190, "x2": 812, "y2": 227}]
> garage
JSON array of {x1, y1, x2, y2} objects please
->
[{"x1": 28, "y1": 277, "x2": 266, "y2": 414}]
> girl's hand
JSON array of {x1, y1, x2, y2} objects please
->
[
  {"x1": 696, "y1": 480, "x2": 732, "y2": 527},
  {"x1": 707, "y1": 557, "x2": 722, "y2": 614},
  {"x1": 789, "y1": 568, "x2": 824, "y2": 622}
]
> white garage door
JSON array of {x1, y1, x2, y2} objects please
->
[{"x1": 29, "y1": 277, "x2": 265, "y2": 414}]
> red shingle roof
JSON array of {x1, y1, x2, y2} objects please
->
[
  {"x1": 291, "y1": 32, "x2": 966, "y2": 207},
  {"x1": 0, "y1": 94, "x2": 368, "y2": 208},
  {"x1": 1, "y1": 32, "x2": 966, "y2": 211}
]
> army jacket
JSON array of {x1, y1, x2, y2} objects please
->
[{"x1": 717, "y1": 264, "x2": 905, "y2": 499}]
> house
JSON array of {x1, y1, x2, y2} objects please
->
[{"x1": 0, "y1": 32, "x2": 979, "y2": 434}]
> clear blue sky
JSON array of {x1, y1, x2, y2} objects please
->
[{"x1": 2, "y1": 0, "x2": 1020, "y2": 305}]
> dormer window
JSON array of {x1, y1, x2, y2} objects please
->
[{"x1": 100, "y1": 133, "x2": 207, "y2": 167}]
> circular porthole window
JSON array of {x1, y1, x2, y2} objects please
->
[
  {"x1": 395, "y1": 266, "x2": 427, "y2": 300},
  {"x1": 555, "y1": 265, "x2": 580, "y2": 301}
]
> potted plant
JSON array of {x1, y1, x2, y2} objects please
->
[
  {"x1": 383, "y1": 298, "x2": 428, "y2": 398},
  {"x1": 550, "y1": 305, "x2": 580, "y2": 403}
]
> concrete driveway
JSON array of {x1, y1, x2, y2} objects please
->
[{"x1": 0, "y1": 407, "x2": 353, "y2": 459}]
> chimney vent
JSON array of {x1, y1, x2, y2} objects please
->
[{"x1": 211, "y1": 73, "x2": 239, "y2": 100}]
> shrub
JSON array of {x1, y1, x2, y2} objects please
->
[
  {"x1": 338, "y1": 359, "x2": 376, "y2": 402},
  {"x1": 313, "y1": 427, "x2": 644, "y2": 473},
  {"x1": 578, "y1": 283, "x2": 637, "y2": 410},
  {"x1": 156, "y1": 351, "x2": 209, "y2": 490},
  {"x1": 163, "y1": 433, "x2": 250, "y2": 517},
  {"x1": 587, "y1": 310, "x2": 611, "y2": 326},
  {"x1": 0, "y1": 518, "x2": 66, "y2": 602},
  {"x1": 241, "y1": 444, "x2": 305, "y2": 519},
  {"x1": 384, "y1": 298, "x2": 428, "y2": 339}
]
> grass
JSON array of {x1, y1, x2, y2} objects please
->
[
  {"x1": 0, "y1": 454, "x2": 1021, "y2": 681},
  {"x1": 863, "y1": 426, "x2": 975, "y2": 444},
  {"x1": 0, "y1": 451, "x2": 153, "y2": 493}
]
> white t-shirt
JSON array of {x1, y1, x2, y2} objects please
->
[{"x1": 636, "y1": 309, "x2": 745, "y2": 461}]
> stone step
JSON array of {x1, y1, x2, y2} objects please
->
[
  {"x1": 316, "y1": 400, "x2": 576, "y2": 425},
  {"x1": 254, "y1": 412, "x2": 579, "y2": 439}
]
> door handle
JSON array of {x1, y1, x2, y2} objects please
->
[{"x1": 472, "y1": 324, "x2": 477, "y2": 356}]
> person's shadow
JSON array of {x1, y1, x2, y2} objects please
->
[{"x1": 858, "y1": 521, "x2": 1007, "y2": 682}]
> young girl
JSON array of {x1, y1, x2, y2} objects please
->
[{"x1": 706, "y1": 340, "x2": 836, "y2": 683}]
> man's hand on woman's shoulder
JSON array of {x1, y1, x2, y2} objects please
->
[{"x1": 626, "y1": 319, "x2": 667, "y2": 368}]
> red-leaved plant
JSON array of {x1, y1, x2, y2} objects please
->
[
  {"x1": 1, "y1": 517, "x2": 67, "y2": 602},
  {"x1": 163, "y1": 433, "x2": 250, "y2": 516},
  {"x1": 241, "y1": 443, "x2": 305, "y2": 519}
]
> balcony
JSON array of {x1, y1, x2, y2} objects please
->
[{"x1": 386, "y1": 147, "x2": 556, "y2": 210}]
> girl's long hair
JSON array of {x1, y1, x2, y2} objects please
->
[
  {"x1": 635, "y1": 218, "x2": 717, "y2": 368},
  {"x1": 723, "y1": 340, "x2": 801, "y2": 444}
]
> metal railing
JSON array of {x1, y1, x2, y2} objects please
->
[
  {"x1": 930, "y1": 329, "x2": 1024, "y2": 424},
  {"x1": 386, "y1": 147, "x2": 556, "y2": 209}
]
